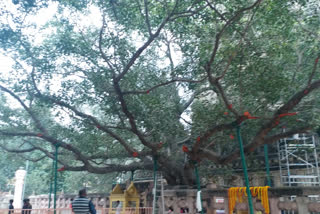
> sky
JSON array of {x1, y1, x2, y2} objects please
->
[{"x1": 0, "y1": 55, "x2": 13, "y2": 76}]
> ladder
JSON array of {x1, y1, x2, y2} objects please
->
[{"x1": 152, "y1": 172, "x2": 165, "y2": 214}]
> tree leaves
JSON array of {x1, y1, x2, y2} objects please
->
[{"x1": 0, "y1": 0, "x2": 319, "y2": 186}]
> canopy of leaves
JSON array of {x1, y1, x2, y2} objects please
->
[{"x1": 0, "y1": 0, "x2": 319, "y2": 185}]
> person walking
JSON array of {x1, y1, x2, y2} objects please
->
[
  {"x1": 72, "y1": 189, "x2": 96, "y2": 214},
  {"x1": 8, "y1": 199, "x2": 14, "y2": 214}
]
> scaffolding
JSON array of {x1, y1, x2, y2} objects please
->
[{"x1": 278, "y1": 133, "x2": 320, "y2": 186}]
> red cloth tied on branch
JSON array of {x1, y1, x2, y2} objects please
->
[
  {"x1": 132, "y1": 152, "x2": 139, "y2": 157},
  {"x1": 243, "y1": 112, "x2": 259, "y2": 119},
  {"x1": 272, "y1": 112, "x2": 297, "y2": 127},
  {"x1": 182, "y1": 145, "x2": 189, "y2": 153},
  {"x1": 278, "y1": 112, "x2": 297, "y2": 118},
  {"x1": 58, "y1": 166, "x2": 65, "y2": 172},
  {"x1": 37, "y1": 133, "x2": 43, "y2": 137}
]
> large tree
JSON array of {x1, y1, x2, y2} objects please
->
[{"x1": 0, "y1": 0, "x2": 319, "y2": 185}]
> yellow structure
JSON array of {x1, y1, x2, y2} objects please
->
[
  {"x1": 228, "y1": 186, "x2": 270, "y2": 214},
  {"x1": 109, "y1": 182, "x2": 140, "y2": 214}
]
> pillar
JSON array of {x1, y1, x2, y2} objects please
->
[
  {"x1": 13, "y1": 167, "x2": 27, "y2": 208},
  {"x1": 296, "y1": 197, "x2": 309, "y2": 214},
  {"x1": 269, "y1": 197, "x2": 281, "y2": 214}
]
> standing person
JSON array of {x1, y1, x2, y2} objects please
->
[
  {"x1": 22, "y1": 199, "x2": 32, "y2": 214},
  {"x1": 115, "y1": 201, "x2": 122, "y2": 214},
  {"x1": 22, "y1": 199, "x2": 27, "y2": 214},
  {"x1": 8, "y1": 199, "x2": 14, "y2": 214},
  {"x1": 72, "y1": 189, "x2": 96, "y2": 214},
  {"x1": 26, "y1": 199, "x2": 32, "y2": 212},
  {"x1": 70, "y1": 199, "x2": 73, "y2": 209}
]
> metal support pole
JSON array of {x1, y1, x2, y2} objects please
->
[
  {"x1": 264, "y1": 144, "x2": 272, "y2": 187},
  {"x1": 53, "y1": 144, "x2": 60, "y2": 214},
  {"x1": 236, "y1": 126, "x2": 254, "y2": 214},
  {"x1": 152, "y1": 156, "x2": 158, "y2": 214},
  {"x1": 131, "y1": 170, "x2": 134, "y2": 181},
  {"x1": 194, "y1": 163, "x2": 204, "y2": 214},
  {"x1": 48, "y1": 159, "x2": 55, "y2": 208},
  {"x1": 21, "y1": 160, "x2": 29, "y2": 204}
]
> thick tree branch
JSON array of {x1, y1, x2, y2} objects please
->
[
  {"x1": 21, "y1": 155, "x2": 47, "y2": 162},
  {"x1": 0, "y1": 130, "x2": 93, "y2": 168},
  {"x1": 276, "y1": 79, "x2": 320, "y2": 115},
  {"x1": 88, "y1": 150, "x2": 154, "y2": 160},
  {"x1": 33, "y1": 92, "x2": 136, "y2": 154},
  {"x1": 0, "y1": 84, "x2": 47, "y2": 134},
  {"x1": 63, "y1": 161, "x2": 154, "y2": 174},
  {"x1": 113, "y1": 81, "x2": 154, "y2": 149},
  {"x1": 219, "y1": 126, "x2": 311, "y2": 164},
  {"x1": 206, "y1": 6, "x2": 258, "y2": 118},
  {"x1": 217, "y1": 79, "x2": 320, "y2": 164},
  {"x1": 0, "y1": 144, "x2": 37, "y2": 153}
]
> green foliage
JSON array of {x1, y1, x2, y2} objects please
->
[
  {"x1": 0, "y1": 153, "x2": 25, "y2": 192},
  {"x1": 0, "y1": 0, "x2": 319, "y2": 187}
]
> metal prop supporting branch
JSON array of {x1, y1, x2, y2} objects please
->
[
  {"x1": 236, "y1": 125, "x2": 254, "y2": 214},
  {"x1": 48, "y1": 159, "x2": 55, "y2": 208},
  {"x1": 53, "y1": 144, "x2": 60, "y2": 214},
  {"x1": 264, "y1": 144, "x2": 272, "y2": 187},
  {"x1": 152, "y1": 156, "x2": 158, "y2": 214},
  {"x1": 194, "y1": 162, "x2": 204, "y2": 214}
]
